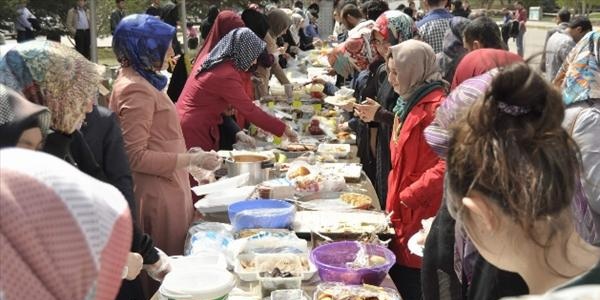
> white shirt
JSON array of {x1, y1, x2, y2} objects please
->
[{"x1": 76, "y1": 8, "x2": 89, "y2": 30}]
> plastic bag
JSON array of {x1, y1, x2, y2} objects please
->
[
  {"x1": 230, "y1": 231, "x2": 308, "y2": 257},
  {"x1": 184, "y1": 222, "x2": 234, "y2": 263},
  {"x1": 231, "y1": 206, "x2": 296, "y2": 231}
]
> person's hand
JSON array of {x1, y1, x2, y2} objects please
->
[
  {"x1": 340, "y1": 101, "x2": 355, "y2": 112},
  {"x1": 289, "y1": 46, "x2": 300, "y2": 54},
  {"x1": 338, "y1": 122, "x2": 350, "y2": 132},
  {"x1": 326, "y1": 68, "x2": 337, "y2": 76},
  {"x1": 354, "y1": 98, "x2": 380, "y2": 122},
  {"x1": 191, "y1": 150, "x2": 221, "y2": 171},
  {"x1": 122, "y1": 252, "x2": 144, "y2": 280},
  {"x1": 313, "y1": 39, "x2": 323, "y2": 48},
  {"x1": 251, "y1": 76, "x2": 264, "y2": 85},
  {"x1": 311, "y1": 76, "x2": 327, "y2": 86},
  {"x1": 143, "y1": 248, "x2": 171, "y2": 282},
  {"x1": 284, "y1": 125, "x2": 299, "y2": 142},
  {"x1": 236, "y1": 131, "x2": 256, "y2": 147}
]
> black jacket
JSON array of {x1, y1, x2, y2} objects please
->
[
  {"x1": 371, "y1": 64, "x2": 398, "y2": 207},
  {"x1": 77, "y1": 106, "x2": 160, "y2": 299}
]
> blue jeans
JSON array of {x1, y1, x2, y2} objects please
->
[{"x1": 516, "y1": 30, "x2": 525, "y2": 57}]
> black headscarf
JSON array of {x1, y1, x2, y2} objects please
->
[
  {"x1": 242, "y1": 9, "x2": 270, "y2": 39},
  {"x1": 201, "y1": 5, "x2": 220, "y2": 40},
  {"x1": 0, "y1": 84, "x2": 50, "y2": 148}
]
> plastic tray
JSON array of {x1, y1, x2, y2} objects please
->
[{"x1": 234, "y1": 253, "x2": 317, "y2": 282}]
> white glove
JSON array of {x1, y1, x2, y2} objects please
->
[
  {"x1": 236, "y1": 131, "x2": 256, "y2": 147},
  {"x1": 143, "y1": 248, "x2": 171, "y2": 282},
  {"x1": 122, "y1": 252, "x2": 144, "y2": 280},
  {"x1": 189, "y1": 148, "x2": 221, "y2": 171}
]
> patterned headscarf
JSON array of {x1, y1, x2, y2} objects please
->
[
  {"x1": 561, "y1": 30, "x2": 600, "y2": 105},
  {"x1": 0, "y1": 84, "x2": 50, "y2": 148},
  {"x1": 328, "y1": 20, "x2": 377, "y2": 77},
  {"x1": 373, "y1": 10, "x2": 417, "y2": 46},
  {"x1": 0, "y1": 41, "x2": 103, "y2": 134},
  {"x1": 199, "y1": 28, "x2": 266, "y2": 73},
  {"x1": 0, "y1": 148, "x2": 132, "y2": 300},
  {"x1": 113, "y1": 14, "x2": 176, "y2": 91}
]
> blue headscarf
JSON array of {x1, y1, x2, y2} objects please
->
[
  {"x1": 199, "y1": 28, "x2": 266, "y2": 73},
  {"x1": 112, "y1": 14, "x2": 175, "y2": 91}
]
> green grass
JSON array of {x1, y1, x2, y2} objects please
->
[{"x1": 98, "y1": 47, "x2": 118, "y2": 67}]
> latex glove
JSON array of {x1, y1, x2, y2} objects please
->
[
  {"x1": 121, "y1": 252, "x2": 144, "y2": 280},
  {"x1": 284, "y1": 126, "x2": 299, "y2": 142},
  {"x1": 354, "y1": 98, "x2": 381, "y2": 123},
  {"x1": 143, "y1": 248, "x2": 171, "y2": 282},
  {"x1": 191, "y1": 150, "x2": 221, "y2": 171},
  {"x1": 236, "y1": 131, "x2": 256, "y2": 147}
]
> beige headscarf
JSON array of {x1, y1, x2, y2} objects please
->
[
  {"x1": 389, "y1": 40, "x2": 442, "y2": 99},
  {"x1": 267, "y1": 8, "x2": 292, "y2": 37}
]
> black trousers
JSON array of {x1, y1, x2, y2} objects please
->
[
  {"x1": 389, "y1": 264, "x2": 422, "y2": 300},
  {"x1": 75, "y1": 29, "x2": 91, "y2": 60},
  {"x1": 16, "y1": 30, "x2": 35, "y2": 43}
]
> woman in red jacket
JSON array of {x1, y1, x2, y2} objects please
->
[
  {"x1": 177, "y1": 28, "x2": 297, "y2": 151},
  {"x1": 385, "y1": 40, "x2": 446, "y2": 300}
]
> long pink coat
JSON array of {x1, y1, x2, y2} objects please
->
[{"x1": 109, "y1": 67, "x2": 192, "y2": 255}]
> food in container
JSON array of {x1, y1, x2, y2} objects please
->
[
  {"x1": 271, "y1": 289, "x2": 305, "y2": 300},
  {"x1": 339, "y1": 193, "x2": 372, "y2": 209},
  {"x1": 317, "y1": 143, "x2": 351, "y2": 158},
  {"x1": 310, "y1": 241, "x2": 396, "y2": 285},
  {"x1": 314, "y1": 283, "x2": 400, "y2": 300},
  {"x1": 234, "y1": 252, "x2": 317, "y2": 281},
  {"x1": 259, "y1": 271, "x2": 302, "y2": 298}
]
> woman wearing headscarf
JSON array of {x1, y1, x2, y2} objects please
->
[
  {"x1": 327, "y1": 20, "x2": 377, "y2": 79},
  {"x1": 0, "y1": 84, "x2": 50, "y2": 150},
  {"x1": 200, "y1": 5, "x2": 220, "y2": 40},
  {"x1": 0, "y1": 148, "x2": 132, "y2": 300},
  {"x1": 253, "y1": 8, "x2": 292, "y2": 98},
  {"x1": 556, "y1": 30, "x2": 600, "y2": 245},
  {"x1": 436, "y1": 16, "x2": 470, "y2": 83},
  {"x1": 110, "y1": 14, "x2": 220, "y2": 257},
  {"x1": 177, "y1": 28, "x2": 297, "y2": 152},
  {"x1": 383, "y1": 40, "x2": 447, "y2": 300},
  {"x1": 422, "y1": 48, "x2": 527, "y2": 300},
  {"x1": 0, "y1": 41, "x2": 171, "y2": 298},
  {"x1": 353, "y1": 10, "x2": 418, "y2": 208},
  {"x1": 0, "y1": 41, "x2": 104, "y2": 178}
]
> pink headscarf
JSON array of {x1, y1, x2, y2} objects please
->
[{"x1": 0, "y1": 148, "x2": 132, "y2": 300}]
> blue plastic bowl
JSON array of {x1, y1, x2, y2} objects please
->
[{"x1": 227, "y1": 199, "x2": 295, "y2": 231}]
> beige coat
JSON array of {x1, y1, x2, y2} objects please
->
[
  {"x1": 66, "y1": 6, "x2": 91, "y2": 35},
  {"x1": 255, "y1": 32, "x2": 291, "y2": 98},
  {"x1": 109, "y1": 67, "x2": 193, "y2": 255}
]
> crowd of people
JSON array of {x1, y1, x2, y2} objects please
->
[{"x1": 1, "y1": 0, "x2": 599, "y2": 300}]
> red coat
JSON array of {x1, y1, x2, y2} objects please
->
[
  {"x1": 386, "y1": 88, "x2": 446, "y2": 269},
  {"x1": 176, "y1": 61, "x2": 286, "y2": 151}
]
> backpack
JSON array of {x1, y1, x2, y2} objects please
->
[{"x1": 508, "y1": 20, "x2": 520, "y2": 38}]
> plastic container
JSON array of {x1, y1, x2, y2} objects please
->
[
  {"x1": 228, "y1": 200, "x2": 296, "y2": 231},
  {"x1": 313, "y1": 283, "x2": 400, "y2": 300},
  {"x1": 169, "y1": 252, "x2": 228, "y2": 273},
  {"x1": 159, "y1": 269, "x2": 236, "y2": 300},
  {"x1": 310, "y1": 241, "x2": 396, "y2": 286},
  {"x1": 271, "y1": 289, "x2": 304, "y2": 300},
  {"x1": 259, "y1": 275, "x2": 302, "y2": 298}
]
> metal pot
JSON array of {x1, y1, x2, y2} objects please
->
[{"x1": 225, "y1": 154, "x2": 274, "y2": 185}]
